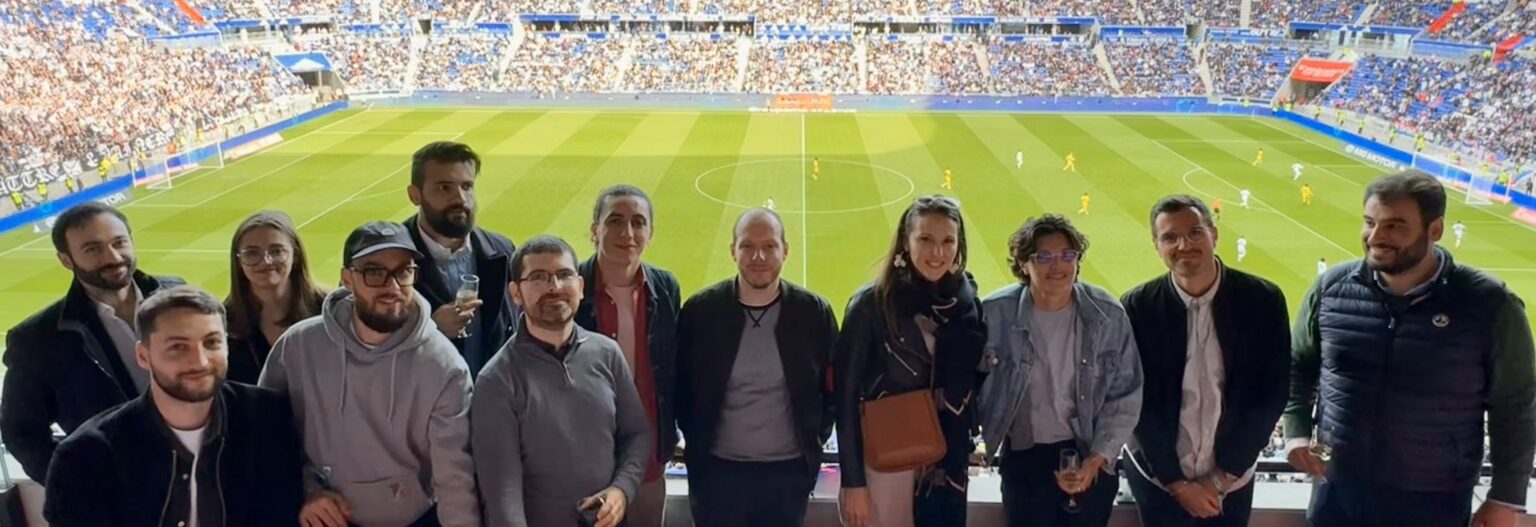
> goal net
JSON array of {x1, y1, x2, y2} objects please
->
[{"x1": 136, "y1": 141, "x2": 224, "y2": 191}]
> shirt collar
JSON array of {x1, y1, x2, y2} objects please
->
[
  {"x1": 1373, "y1": 248, "x2": 1448, "y2": 299},
  {"x1": 417, "y1": 222, "x2": 471, "y2": 262},
  {"x1": 92, "y1": 283, "x2": 144, "y2": 327},
  {"x1": 1173, "y1": 262, "x2": 1223, "y2": 308}
]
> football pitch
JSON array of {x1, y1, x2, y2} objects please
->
[{"x1": 3, "y1": 107, "x2": 1535, "y2": 339}]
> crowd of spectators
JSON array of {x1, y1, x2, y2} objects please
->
[
  {"x1": 1105, "y1": 39, "x2": 1205, "y2": 96},
  {"x1": 1137, "y1": 0, "x2": 1240, "y2": 27},
  {"x1": 626, "y1": 37, "x2": 739, "y2": 92},
  {"x1": 929, "y1": 40, "x2": 989, "y2": 93},
  {"x1": 504, "y1": 36, "x2": 625, "y2": 93},
  {"x1": 416, "y1": 30, "x2": 514, "y2": 91},
  {"x1": 1207, "y1": 42, "x2": 1319, "y2": 98},
  {"x1": 1474, "y1": 0, "x2": 1536, "y2": 42},
  {"x1": 865, "y1": 39, "x2": 927, "y2": 94},
  {"x1": 754, "y1": 0, "x2": 853, "y2": 25},
  {"x1": 988, "y1": 39, "x2": 1113, "y2": 96},
  {"x1": 744, "y1": 40, "x2": 858, "y2": 93},
  {"x1": 293, "y1": 29, "x2": 413, "y2": 92},
  {"x1": 1, "y1": 22, "x2": 307, "y2": 179}
]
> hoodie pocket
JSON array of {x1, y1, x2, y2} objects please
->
[{"x1": 335, "y1": 474, "x2": 432, "y2": 526}]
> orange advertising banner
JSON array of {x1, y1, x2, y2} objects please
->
[
  {"x1": 770, "y1": 93, "x2": 835, "y2": 111},
  {"x1": 1290, "y1": 58, "x2": 1354, "y2": 83}
]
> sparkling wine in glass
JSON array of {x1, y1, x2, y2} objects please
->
[
  {"x1": 455, "y1": 274, "x2": 480, "y2": 339},
  {"x1": 1058, "y1": 448, "x2": 1082, "y2": 513}
]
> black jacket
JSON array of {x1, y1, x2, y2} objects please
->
[
  {"x1": 1120, "y1": 263, "x2": 1290, "y2": 485},
  {"x1": 0, "y1": 271, "x2": 184, "y2": 483},
  {"x1": 403, "y1": 215, "x2": 517, "y2": 377},
  {"x1": 832, "y1": 282, "x2": 985, "y2": 488},
  {"x1": 676, "y1": 278, "x2": 838, "y2": 478},
  {"x1": 44, "y1": 382, "x2": 303, "y2": 526},
  {"x1": 575, "y1": 257, "x2": 682, "y2": 464}
]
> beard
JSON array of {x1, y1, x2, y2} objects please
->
[
  {"x1": 357, "y1": 294, "x2": 416, "y2": 334},
  {"x1": 424, "y1": 203, "x2": 474, "y2": 239},
  {"x1": 739, "y1": 268, "x2": 780, "y2": 290},
  {"x1": 526, "y1": 294, "x2": 575, "y2": 330},
  {"x1": 153, "y1": 366, "x2": 223, "y2": 403},
  {"x1": 73, "y1": 258, "x2": 136, "y2": 291},
  {"x1": 1366, "y1": 232, "x2": 1432, "y2": 275}
]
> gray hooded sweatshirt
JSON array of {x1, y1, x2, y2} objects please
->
[
  {"x1": 472, "y1": 323, "x2": 651, "y2": 527},
  {"x1": 260, "y1": 288, "x2": 479, "y2": 527}
]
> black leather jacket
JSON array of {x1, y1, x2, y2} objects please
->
[{"x1": 834, "y1": 283, "x2": 982, "y2": 487}]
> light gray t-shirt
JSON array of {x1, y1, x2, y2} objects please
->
[
  {"x1": 1015, "y1": 302, "x2": 1078, "y2": 449},
  {"x1": 712, "y1": 302, "x2": 802, "y2": 462}
]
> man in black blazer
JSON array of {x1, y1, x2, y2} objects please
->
[
  {"x1": 403, "y1": 141, "x2": 517, "y2": 377},
  {"x1": 1, "y1": 202, "x2": 185, "y2": 483},
  {"x1": 676, "y1": 208, "x2": 838, "y2": 526},
  {"x1": 1120, "y1": 195, "x2": 1290, "y2": 526}
]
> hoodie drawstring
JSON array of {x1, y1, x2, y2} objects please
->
[
  {"x1": 388, "y1": 352, "x2": 399, "y2": 421},
  {"x1": 337, "y1": 338, "x2": 349, "y2": 416}
]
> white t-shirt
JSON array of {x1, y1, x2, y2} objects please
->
[
  {"x1": 1237, "y1": 238, "x2": 1248, "y2": 251},
  {"x1": 1454, "y1": 224, "x2": 1466, "y2": 237},
  {"x1": 171, "y1": 426, "x2": 206, "y2": 527},
  {"x1": 1240, "y1": 190, "x2": 1251, "y2": 201}
]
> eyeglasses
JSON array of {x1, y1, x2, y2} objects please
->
[
  {"x1": 518, "y1": 269, "x2": 579, "y2": 286},
  {"x1": 236, "y1": 246, "x2": 292, "y2": 266},
  {"x1": 1157, "y1": 228, "x2": 1212, "y2": 247},
  {"x1": 350, "y1": 265, "x2": 418, "y2": 288},
  {"x1": 1030, "y1": 250, "x2": 1081, "y2": 265}
]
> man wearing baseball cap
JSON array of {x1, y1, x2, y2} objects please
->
[{"x1": 259, "y1": 221, "x2": 479, "y2": 527}]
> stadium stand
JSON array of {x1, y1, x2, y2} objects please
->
[
  {"x1": 292, "y1": 28, "x2": 414, "y2": 92},
  {"x1": 1207, "y1": 42, "x2": 1324, "y2": 99},
  {"x1": 504, "y1": 35, "x2": 626, "y2": 93},
  {"x1": 988, "y1": 39, "x2": 1114, "y2": 96},
  {"x1": 745, "y1": 39, "x2": 859, "y2": 94},
  {"x1": 417, "y1": 29, "x2": 516, "y2": 91},
  {"x1": 625, "y1": 36, "x2": 739, "y2": 93},
  {"x1": 1104, "y1": 38, "x2": 1206, "y2": 96}
]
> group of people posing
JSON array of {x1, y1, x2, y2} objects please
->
[{"x1": 1, "y1": 140, "x2": 1532, "y2": 527}]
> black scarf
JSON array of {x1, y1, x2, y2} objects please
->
[{"x1": 896, "y1": 272, "x2": 987, "y2": 494}]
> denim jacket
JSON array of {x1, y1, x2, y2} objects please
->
[{"x1": 976, "y1": 282, "x2": 1143, "y2": 469}]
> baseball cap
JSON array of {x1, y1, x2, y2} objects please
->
[{"x1": 342, "y1": 221, "x2": 421, "y2": 265}]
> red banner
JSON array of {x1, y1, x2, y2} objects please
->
[
  {"x1": 1495, "y1": 34, "x2": 1525, "y2": 62},
  {"x1": 1290, "y1": 58, "x2": 1354, "y2": 83},
  {"x1": 1427, "y1": 1, "x2": 1466, "y2": 34},
  {"x1": 172, "y1": 0, "x2": 208, "y2": 27}
]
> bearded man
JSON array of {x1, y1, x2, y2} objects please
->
[
  {"x1": 472, "y1": 235, "x2": 651, "y2": 527},
  {"x1": 1285, "y1": 170, "x2": 1535, "y2": 527},
  {"x1": 45, "y1": 286, "x2": 303, "y2": 527},
  {"x1": 2, "y1": 201, "x2": 185, "y2": 483},
  {"x1": 261, "y1": 221, "x2": 480, "y2": 527}
]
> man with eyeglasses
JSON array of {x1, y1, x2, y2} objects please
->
[
  {"x1": 1120, "y1": 195, "x2": 1290, "y2": 527},
  {"x1": 976, "y1": 213, "x2": 1142, "y2": 527},
  {"x1": 473, "y1": 236, "x2": 651, "y2": 527},
  {"x1": 260, "y1": 221, "x2": 479, "y2": 527}
]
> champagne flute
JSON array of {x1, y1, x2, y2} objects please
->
[
  {"x1": 455, "y1": 274, "x2": 480, "y2": 339},
  {"x1": 1058, "y1": 448, "x2": 1082, "y2": 513}
]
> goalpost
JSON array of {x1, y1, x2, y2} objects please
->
[
  {"x1": 1412, "y1": 150, "x2": 1499, "y2": 206},
  {"x1": 138, "y1": 140, "x2": 225, "y2": 191}
]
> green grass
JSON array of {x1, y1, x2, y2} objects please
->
[{"x1": 4, "y1": 108, "x2": 1535, "y2": 340}]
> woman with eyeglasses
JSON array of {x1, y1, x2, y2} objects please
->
[
  {"x1": 975, "y1": 214, "x2": 1143, "y2": 527},
  {"x1": 225, "y1": 210, "x2": 327, "y2": 384},
  {"x1": 835, "y1": 195, "x2": 987, "y2": 527}
]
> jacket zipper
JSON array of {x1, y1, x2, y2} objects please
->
[
  {"x1": 215, "y1": 440, "x2": 226, "y2": 527},
  {"x1": 62, "y1": 324, "x2": 120, "y2": 393},
  {"x1": 158, "y1": 450, "x2": 177, "y2": 526},
  {"x1": 884, "y1": 343, "x2": 918, "y2": 376}
]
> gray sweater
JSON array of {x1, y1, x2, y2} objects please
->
[
  {"x1": 260, "y1": 289, "x2": 479, "y2": 527},
  {"x1": 472, "y1": 324, "x2": 651, "y2": 527}
]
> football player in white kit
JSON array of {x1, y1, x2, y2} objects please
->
[
  {"x1": 1237, "y1": 236, "x2": 1248, "y2": 262},
  {"x1": 1293, "y1": 162, "x2": 1304, "y2": 180},
  {"x1": 1240, "y1": 188, "x2": 1252, "y2": 209},
  {"x1": 1453, "y1": 220, "x2": 1466, "y2": 248}
]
